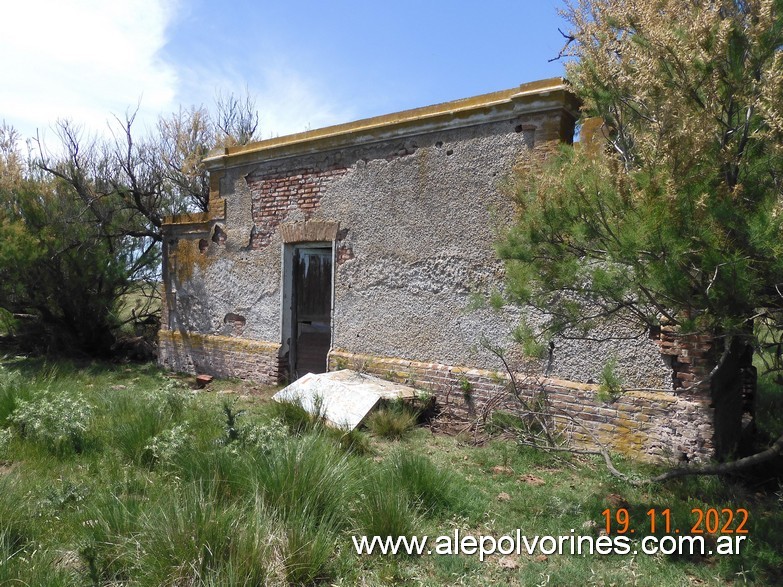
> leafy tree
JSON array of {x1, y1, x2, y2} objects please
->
[
  {"x1": 0, "y1": 127, "x2": 131, "y2": 354},
  {"x1": 0, "y1": 92, "x2": 261, "y2": 354},
  {"x1": 500, "y1": 0, "x2": 783, "y2": 462}
]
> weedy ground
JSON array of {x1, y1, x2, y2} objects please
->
[{"x1": 0, "y1": 357, "x2": 780, "y2": 586}]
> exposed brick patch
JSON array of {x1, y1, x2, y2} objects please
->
[
  {"x1": 158, "y1": 330, "x2": 281, "y2": 384},
  {"x1": 328, "y1": 349, "x2": 715, "y2": 463},
  {"x1": 223, "y1": 313, "x2": 246, "y2": 336},
  {"x1": 336, "y1": 242, "x2": 354, "y2": 265},
  {"x1": 335, "y1": 228, "x2": 354, "y2": 265},
  {"x1": 211, "y1": 224, "x2": 227, "y2": 244},
  {"x1": 246, "y1": 165, "x2": 349, "y2": 248},
  {"x1": 655, "y1": 324, "x2": 714, "y2": 390}
]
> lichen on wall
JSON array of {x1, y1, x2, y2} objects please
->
[{"x1": 169, "y1": 238, "x2": 213, "y2": 283}]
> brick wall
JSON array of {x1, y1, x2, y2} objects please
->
[
  {"x1": 328, "y1": 349, "x2": 714, "y2": 463},
  {"x1": 158, "y1": 330, "x2": 281, "y2": 385},
  {"x1": 247, "y1": 165, "x2": 349, "y2": 248},
  {"x1": 655, "y1": 323, "x2": 714, "y2": 389}
]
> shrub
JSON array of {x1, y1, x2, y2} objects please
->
[
  {"x1": 235, "y1": 418, "x2": 289, "y2": 454},
  {"x1": 0, "y1": 367, "x2": 34, "y2": 427},
  {"x1": 221, "y1": 399, "x2": 289, "y2": 453},
  {"x1": 143, "y1": 423, "x2": 191, "y2": 466},
  {"x1": 9, "y1": 391, "x2": 92, "y2": 455}
]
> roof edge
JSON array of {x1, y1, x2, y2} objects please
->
[{"x1": 204, "y1": 77, "x2": 575, "y2": 169}]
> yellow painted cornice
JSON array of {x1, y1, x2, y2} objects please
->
[{"x1": 204, "y1": 78, "x2": 577, "y2": 169}]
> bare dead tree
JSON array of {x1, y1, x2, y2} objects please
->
[{"x1": 215, "y1": 88, "x2": 260, "y2": 147}]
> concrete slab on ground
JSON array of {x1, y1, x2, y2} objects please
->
[{"x1": 272, "y1": 370, "x2": 418, "y2": 430}]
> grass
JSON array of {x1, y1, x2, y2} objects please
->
[
  {"x1": 365, "y1": 399, "x2": 419, "y2": 440},
  {"x1": 383, "y1": 450, "x2": 468, "y2": 516},
  {"x1": 266, "y1": 395, "x2": 326, "y2": 434},
  {"x1": 0, "y1": 357, "x2": 781, "y2": 585}
]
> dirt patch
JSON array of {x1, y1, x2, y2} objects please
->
[
  {"x1": 491, "y1": 465, "x2": 514, "y2": 476},
  {"x1": 0, "y1": 461, "x2": 17, "y2": 476},
  {"x1": 518, "y1": 473, "x2": 546, "y2": 486}
]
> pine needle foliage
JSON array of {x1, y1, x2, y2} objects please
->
[{"x1": 502, "y1": 2, "x2": 783, "y2": 360}]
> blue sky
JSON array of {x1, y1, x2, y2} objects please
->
[{"x1": 2, "y1": 1, "x2": 569, "y2": 143}]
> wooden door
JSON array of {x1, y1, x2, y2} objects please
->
[{"x1": 291, "y1": 247, "x2": 332, "y2": 379}]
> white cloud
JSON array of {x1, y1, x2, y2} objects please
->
[
  {"x1": 0, "y1": 0, "x2": 178, "y2": 141},
  {"x1": 251, "y1": 66, "x2": 358, "y2": 138},
  {"x1": 175, "y1": 61, "x2": 358, "y2": 140},
  {"x1": 1, "y1": 0, "x2": 360, "y2": 146}
]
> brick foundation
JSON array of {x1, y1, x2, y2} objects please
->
[
  {"x1": 158, "y1": 330, "x2": 281, "y2": 384},
  {"x1": 328, "y1": 349, "x2": 714, "y2": 463}
]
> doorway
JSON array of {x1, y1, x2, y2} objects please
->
[{"x1": 286, "y1": 244, "x2": 333, "y2": 380}]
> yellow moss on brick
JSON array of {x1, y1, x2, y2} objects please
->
[
  {"x1": 626, "y1": 390, "x2": 678, "y2": 404},
  {"x1": 164, "y1": 211, "x2": 211, "y2": 225},
  {"x1": 163, "y1": 199, "x2": 225, "y2": 226},
  {"x1": 209, "y1": 172, "x2": 224, "y2": 201},
  {"x1": 328, "y1": 349, "x2": 508, "y2": 383},
  {"x1": 159, "y1": 330, "x2": 280, "y2": 354},
  {"x1": 209, "y1": 198, "x2": 226, "y2": 220},
  {"x1": 204, "y1": 78, "x2": 577, "y2": 170},
  {"x1": 611, "y1": 414, "x2": 649, "y2": 456}
]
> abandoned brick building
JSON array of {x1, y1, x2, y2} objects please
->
[{"x1": 159, "y1": 78, "x2": 722, "y2": 462}]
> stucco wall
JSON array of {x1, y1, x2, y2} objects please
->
[
  {"x1": 157, "y1": 81, "x2": 717, "y2": 461},
  {"x1": 162, "y1": 107, "x2": 671, "y2": 390}
]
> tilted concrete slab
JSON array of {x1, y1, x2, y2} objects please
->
[{"x1": 272, "y1": 369, "x2": 418, "y2": 430}]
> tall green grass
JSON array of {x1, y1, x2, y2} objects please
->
[
  {"x1": 251, "y1": 434, "x2": 355, "y2": 525},
  {"x1": 383, "y1": 450, "x2": 466, "y2": 516},
  {"x1": 132, "y1": 483, "x2": 275, "y2": 586},
  {"x1": 1, "y1": 359, "x2": 781, "y2": 585},
  {"x1": 365, "y1": 400, "x2": 419, "y2": 440},
  {"x1": 356, "y1": 475, "x2": 418, "y2": 539},
  {"x1": 266, "y1": 397, "x2": 326, "y2": 434}
]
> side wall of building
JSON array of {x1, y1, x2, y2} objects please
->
[{"x1": 158, "y1": 89, "x2": 715, "y2": 462}]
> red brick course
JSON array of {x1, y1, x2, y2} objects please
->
[
  {"x1": 247, "y1": 166, "x2": 349, "y2": 248},
  {"x1": 328, "y1": 349, "x2": 715, "y2": 463},
  {"x1": 158, "y1": 330, "x2": 281, "y2": 385}
]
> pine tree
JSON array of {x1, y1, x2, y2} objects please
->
[{"x1": 501, "y1": 0, "x2": 783, "y2": 459}]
